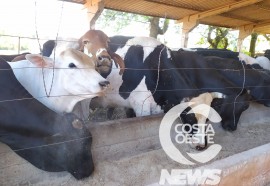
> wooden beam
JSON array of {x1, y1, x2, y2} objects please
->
[
  {"x1": 237, "y1": 25, "x2": 254, "y2": 51},
  {"x1": 254, "y1": 19, "x2": 270, "y2": 29},
  {"x1": 84, "y1": 0, "x2": 102, "y2": 8},
  {"x1": 247, "y1": 19, "x2": 270, "y2": 34},
  {"x1": 177, "y1": 0, "x2": 263, "y2": 23},
  {"x1": 147, "y1": 0, "x2": 257, "y2": 23},
  {"x1": 237, "y1": 19, "x2": 270, "y2": 30},
  {"x1": 145, "y1": 0, "x2": 203, "y2": 11},
  {"x1": 221, "y1": 12, "x2": 258, "y2": 23},
  {"x1": 254, "y1": 4, "x2": 270, "y2": 12},
  {"x1": 84, "y1": 0, "x2": 104, "y2": 29},
  {"x1": 180, "y1": 19, "x2": 198, "y2": 48}
]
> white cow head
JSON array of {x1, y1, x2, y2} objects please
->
[{"x1": 25, "y1": 48, "x2": 109, "y2": 99}]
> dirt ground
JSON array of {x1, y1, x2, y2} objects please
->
[{"x1": 1, "y1": 103, "x2": 270, "y2": 185}]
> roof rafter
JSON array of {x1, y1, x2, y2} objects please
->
[
  {"x1": 144, "y1": 0, "x2": 204, "y2": 11},
  {"x1": 238, "y1": 19, "x2": 270, "y2": 30},
  {"x1": 61, "y1": 0, "x2": 270, "y2": 34},
  {"x1": 146, "y1": 0, "x2": 258, "y2": 23},
  {"x1": 177, "y1": 0, "x2": 263, "y2": 23}
]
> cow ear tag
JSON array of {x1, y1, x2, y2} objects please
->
[{"x1": 72, "y1": 119, "x2": 83, "y2": 129}]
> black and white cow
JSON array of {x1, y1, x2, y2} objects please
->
[
  {"x1": 108, "y1": 35, "x2": 134, "y2": 53},
  {"x1": 238, "y1": 53, "x2": 270, "y2": 70},
  {"x1": 0, "y1": 61, "x2": 94, "y2": 180},
  {"x1": 91, "y1": 36, "x2": 270, "y2": 133},
  {"x1": 189, "y1": 48, "x2": 239, "y2": 60}
]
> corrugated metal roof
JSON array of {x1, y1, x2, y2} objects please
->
[{"x1": 62, "y1": 0, "x2": 270, "y2": 34}]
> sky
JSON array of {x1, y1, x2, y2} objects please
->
[
  {"x1": 0, "y1": 0, "x2": 152, "y2": 39},
  {"x1": 0, "y1": 0, "x2": 269, "y2": 54},
  {"x1": 0, "y1": 0, "x2": 89, "y2": 38}
]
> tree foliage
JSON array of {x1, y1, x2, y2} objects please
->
[
  {"x1": 263, "y1": 34, "x2": 270, "y2": 41},
  {"x1": 195, "y1": 25, "x2": 237, "y2": 50},
  {"x1": 207, "y1": 26, "x2": 229, "y2": 49},
  {"x1": 97, "y1": 9, "x2": 169, "y2": 38},
  {"x1": 98, "y1": 9, "x2": 149, "y2": 32},
  {"x1": 249, "y1": 33, "x2": 258, "y2": 57},
  {"x1": 149, "y1": 17, "x2": 169, "y2": 38}
]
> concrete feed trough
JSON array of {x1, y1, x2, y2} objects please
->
[{"x1": 1, "y1": 102, "x2": 270, "y2": 185}]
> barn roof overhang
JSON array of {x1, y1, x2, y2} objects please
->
[{"x1": 62, "y1": 0, "x2": 270, "y2": 34}]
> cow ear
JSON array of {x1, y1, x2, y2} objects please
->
[{"x1": 25, "y1": 54, "x2": 53, "y2": 67}]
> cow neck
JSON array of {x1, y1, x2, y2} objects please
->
[
  {"x1": 37, "y1": 70, "x2": 80, "y2": 114},
  {"x1": 8, "y1": 60, "x2": 76, "y2": 114}
]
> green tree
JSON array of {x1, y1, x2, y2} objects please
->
[
  {"x1": 240, "y1": 33, "x2": 270, "y2": 57},
  {"x1": 263, "y1": 34, "x2": 270, "y2": 42},
  {"x1": 249, "y1": 33, "x2": 258, "y2": 57},
  {"x1": 195, "y1": 25, "x2": 237, "y2": 50},
  {"x1": 97, "y1": 9, "x2": 169, "y2": 38},
  {"x1": 149, "y1": 17, "x2": 169, "y2": 38},
  {"x1": 207, "y1": 26, "x2": 229, "y2": 49}
]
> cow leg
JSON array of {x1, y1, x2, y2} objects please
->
[{"x1": 129, "y1": 93, "x2": 152, "y2": 117}]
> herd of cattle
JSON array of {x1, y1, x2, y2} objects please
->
[{"x1": 1, "y1": 29, "x2": 270, "y2": 179}]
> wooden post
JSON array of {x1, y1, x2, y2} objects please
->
[
  {"x1": 180, "y1": 18, "x2": 198, "y2": 48},
  {"x1": 237, "y1": 25, "x2": 254, "y2": 52},
  {"x1": 84, "y1": 0, "x2": 104, "y2": 30}
]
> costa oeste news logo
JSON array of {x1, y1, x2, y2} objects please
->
[{"x1": 159, "y1": 102, "x2": 222, "y2": 185}]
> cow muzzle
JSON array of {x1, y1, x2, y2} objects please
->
[
  {"x1": 83, "y1": 46, "x2": 113, "y2": 75},
  {"x1": 96, "y1": 49, "x2": 113, "y2": 74}
]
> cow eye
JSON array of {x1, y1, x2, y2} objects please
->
[{"x1": 68, "y1": 63, "x2": 77, "y2": 68}]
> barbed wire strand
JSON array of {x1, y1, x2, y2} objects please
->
[
  {"x1": 2, "y1": 83, "x2": 270, "y2": 104},
  {"x1": 233, "y1": 60, "x2": 246, "y2": 127},
  {"x1": 140, "y1": 13, "x2": 168, "y2": 115},
  {"x1": 0, "y1": 34, "x2": 184, "y2": 51},
  {"x1": 49, "y1": 1, "x2": 65, "y2": 97},
  {"x1": 35, "y1": 0, "x2": 51, "y2": 98},
  {"x1": 0, "y1": 65, "x2": 268, "y2": 73},
  {"x1": 34, "y1": 1, "x2": 43, "y2": 54},
  {"x1": 0, "y1": 32, "x2": 261, "y2": 54},
  {"x1": 35, "y1": 1, "x2": 64, "y2": 98},
  {"x1": 0, "y1": 65, "x2": 267, "y2": 72},
  {"x1": 140, "y1": 45, "x2": 166, "y2": 115}
]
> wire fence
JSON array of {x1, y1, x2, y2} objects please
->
[
  {"x1": 1, "y1": 1, "x2": 270, "y2": 174},
  {"x1": 0, "y1": 33, "x2": 270, "y2": 109}
]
